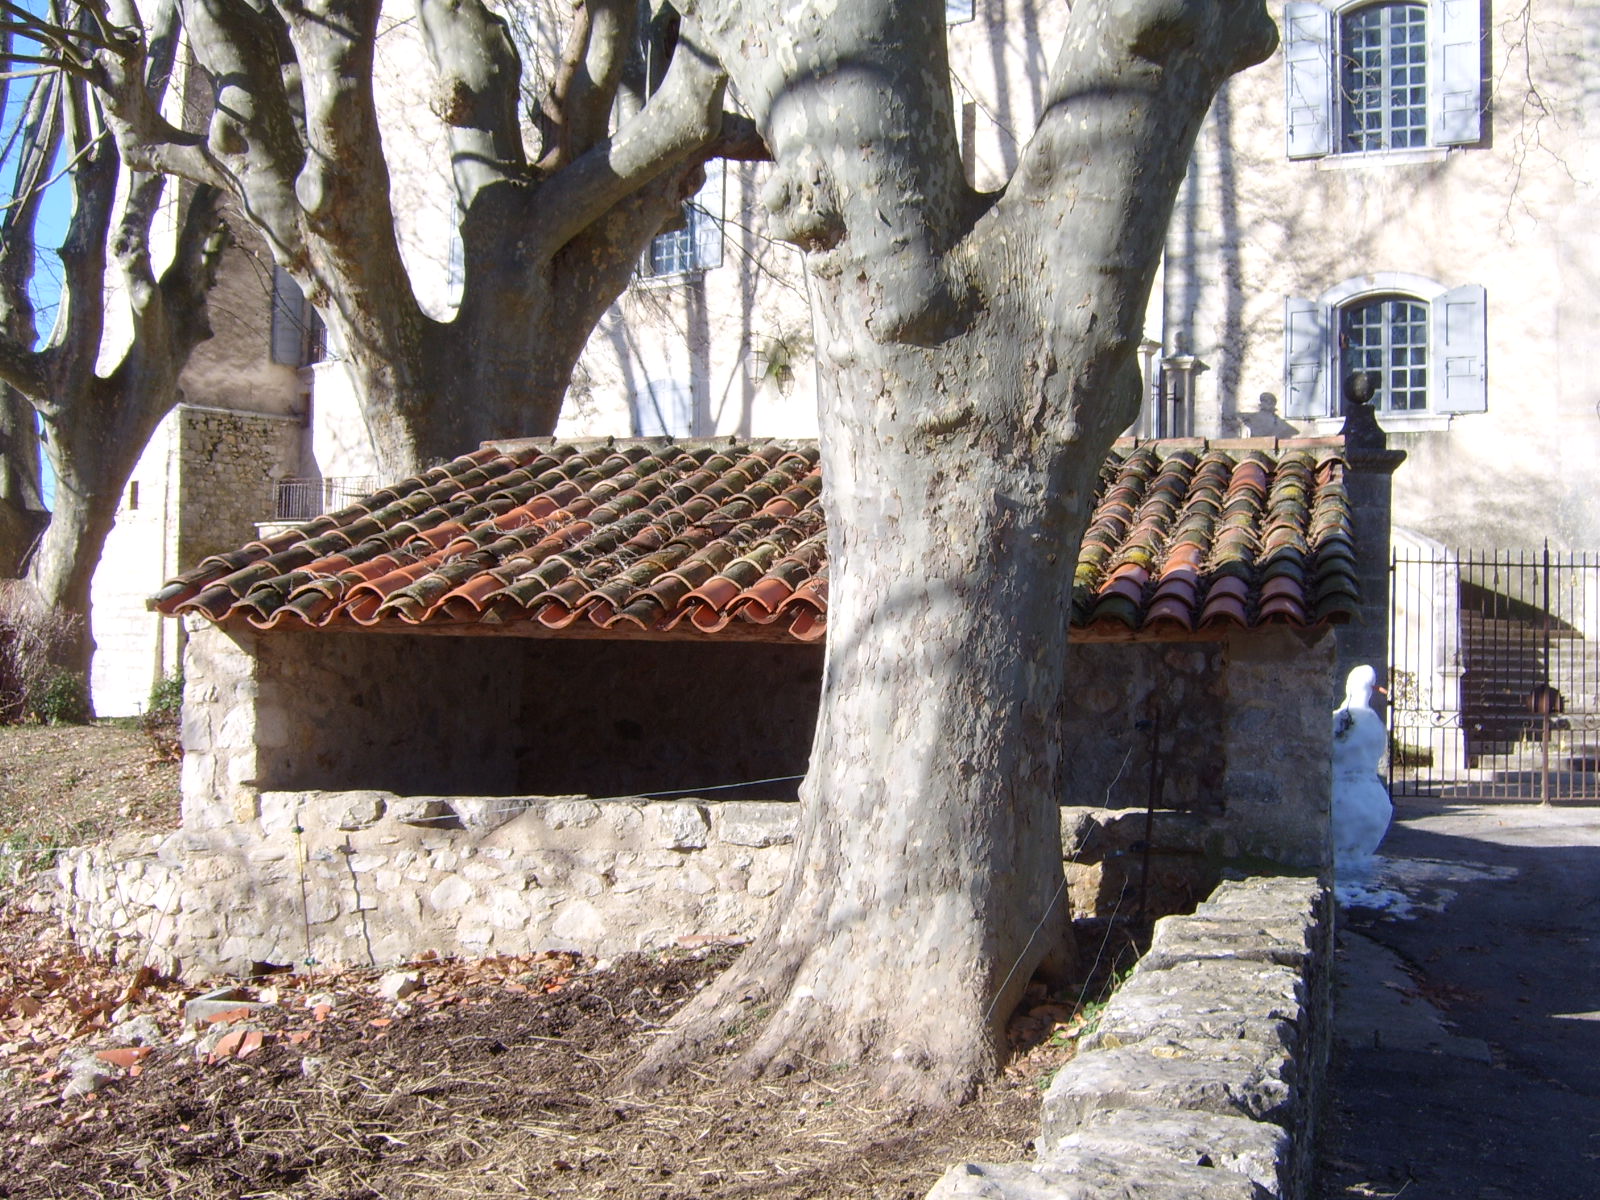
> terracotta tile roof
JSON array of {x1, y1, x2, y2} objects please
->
[{"x1": 153, "y1": 436, "x2": 1357, "y2": 642}]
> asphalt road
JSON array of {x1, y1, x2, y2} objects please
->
[{"x1": 1318, "y1": 796, "x2": 1600, "y2": 1200}]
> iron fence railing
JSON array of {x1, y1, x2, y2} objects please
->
[
  {"x1": 272, "y1": 476, "x2": 382, "y2": 522},
  {"x1": 1390, "y1": 544, "x2": 1600, "y2": 803}
]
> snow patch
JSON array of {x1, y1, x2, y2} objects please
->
[{"x1": 1335, "y1": 855, "x2": 1519, "y2": 919}]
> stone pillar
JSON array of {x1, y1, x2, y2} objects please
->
[
  {"x1": 1337, "y1": 385, "x2": 1406, "y2": 688},
  {"x1": 1220, "y1": 627, "x2": 1336, "y2": 870},
  {"x1": 178, "y1": 621, "x2": 264, "y2": 829}
]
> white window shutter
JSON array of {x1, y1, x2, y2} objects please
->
[
  {"x1": 1284, "y1": 296, "x2": 1329, "y2": 418},
  {"x1": 692, "y1": 159, "x2": 724, "y2": 270},
  {"x1": 1430, "y1": 0, "x2": 1483, "y2": 146},
  {"x1": 1431, "y1": 284, "x2": 1487, "y2": 414},
  {"x1": 1283, "y1": 2, "x2": 1333, "y2": 159},
  {"x1": 270, "y1": 267, "x2": 307, "y2": 366},
  {"x1": 636, "y1": 379, "x2": 695, "y2": 437}
]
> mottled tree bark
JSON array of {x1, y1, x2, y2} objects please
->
[
  {"x1": 635, "y1": 0, "x2": 1278, "y2": 1104},
  {"x1": 0, "y1": 389, "x2": 45, "y2": 577},
  {"x1": 80, "y1": 0, "x2": 762, "y2": 476},
  {"x1": 0, "y1": 13, "x2": 225, "y2": 697}
]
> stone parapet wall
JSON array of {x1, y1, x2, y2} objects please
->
[
  {"x1": 57, "y1": 792, "x2": 800, "y2": 977},
  {"x1": 929, "y1": 875, "x2": 1332, "y2": 1200},
  {"x1": 56, "y1": 795, "x2": 1245, "y2": 980}
]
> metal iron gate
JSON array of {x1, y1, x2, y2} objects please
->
[{"x1": 1389, "y1": 545, "x2": 1600, "y2": 802}]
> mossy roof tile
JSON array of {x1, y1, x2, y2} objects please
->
[{"x1": 153, "y1": 435, "x2": 1359, "y2": 641}]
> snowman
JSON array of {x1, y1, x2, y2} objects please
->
[{"x1": 1332, "y1": 664, "x2": 1392, "y2": 879}]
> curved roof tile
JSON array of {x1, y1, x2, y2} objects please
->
[{"x1": 153, "y1": 435, "x2": 1359, "y2": 642}]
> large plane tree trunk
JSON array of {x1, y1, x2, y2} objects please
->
[
  {"x1": 1, "y1": 24, "x2": 224, "y2": 705},
  {"x1": 88, "y1": 0, "x2": 761, "y2": 476},
  {"x1": 637, "y1": 0, "x2": 1278, "y2": 1105}
]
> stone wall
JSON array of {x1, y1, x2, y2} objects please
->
[
  {"x1": 59, "y1": 791, "x2": 1305, "y2": 982},
  {"x1": 930, "y1": 874, "x2": 1333, "y2": 1200},
  {"x1": 58, "y1": 793, "x2": 800, "y2": 976},
  {"x1": 177, "y1": 625, "x2": 826, "y2": 828},
  {"x1": 176, "y1": 407, "x2": 303, "y2": 568},
  {"x1": 179, "y1": 622, "x2": 1333, "y2": 856},
  {"x1": 88, "y1": 405, "x2": 303, "y2": 717},
  {"x1": 89, "y1": 416, "x2": 181, "y2": 717}
]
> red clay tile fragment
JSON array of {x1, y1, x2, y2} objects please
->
[
  {"x1": 94, "y1": 1047, "x2": 151, "y2": 1070},
  {"x1": 203, "y1": 1006, "x2": 254, "y2": 1026}
]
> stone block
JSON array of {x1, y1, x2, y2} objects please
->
[
  {"x1": 488, "y1": 888, "x2": 530, "y2": 929},
  {"x1": 453, "y1": 795, "x2": 529, "y2": 834},
  {"x1": 550, "y1": 899, "x2": 605, "y2": 943},
  {"x1": 430, "y1": 848, "x2": 460, "y2": 872},
  {"x1": 1042, "y1": 1041, "x2": 1294, "y2": 1138},
  {"x1": 1083, "y1": 960, "x2": 1305, "y2": 1055},
  {"x1": 716, "y1": 802, "x2": 797, "y2": 847},
  {"x1": 257, "y1": 791, "x2": 307, "y2": 836},
  {"x1": 327, "y1": 792, "x2": 390, "y2": 830},
  {"x1": 428, "y1": 876, "x2": 474, "y2": 912},
  {"x1": 926, "y1": 1156, "x2": 1266, "y2": 1200},
  {"x1": 598, "y1": 802, "x2": 645, "y2": 837},
  {"x1": 217, "y1": 705, "x2": 257, "y2": 752},
  {"x1": 1141, "y1": 915, "x2": 1319, "y2": 973},
  {"x1": 675, "y1": 866, "x2": 715, "y2": 895},
  {"x1": 304, "y1": 889, "x2": 343, "y2": 926},
  {"x1": 541, "y1": 799, "x2": 601, "y2": 830},
  {"x1": 651, "y1": 802, "x2": 711, "y2": 850},
  {"x1": 388, "y1": 797, "x2": 457, "y2": 828},
  {"x1": 1040, "y1": 1107, "x2": 1288, "y2": 1195}
]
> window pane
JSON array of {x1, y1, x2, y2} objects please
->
[
  {"x1": 1341, "y1": 296, "x2": 1428, "y2": 412},
  {"x1": 1339, "y1": 3, "x2": 1427, "y2": 152}
]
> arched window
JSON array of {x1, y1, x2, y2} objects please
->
[
  {"x1": 1339, "y1": 295, "x2": 1428, "y2": 411},
  {"x1": 1284, "y1": 276, "x2": 1485, "y2": 421},
  {"x1": 1339, "y1": 3, "x2": 1427, "y2": 152},
  {"x1": 1284, "y1": 0, "x2": 1483, "y2": 159}
]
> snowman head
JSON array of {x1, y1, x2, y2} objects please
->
[{"x1": 1344, "y1": 664, "x2": 1378, "y2": 706}]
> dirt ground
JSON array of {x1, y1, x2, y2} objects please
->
[
  {"x1": 0, "y1": 722, "x2": 180, "y2": 863},
  {"x1": 0, "y1": 724, "x2": 1138, "y2": 1200}
]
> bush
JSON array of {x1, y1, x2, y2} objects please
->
[
  {"x1": 141, "y1": 671, "x2": 184, "y2": 761},
  {"x1": 33, "y1": 667, "x2": 89, "y2": 725},
  {"x1": 0, "y1": 582, "x2": 88, "y2": 725}
]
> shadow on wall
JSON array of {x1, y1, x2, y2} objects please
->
[{"x1": 252, "y1": 632, "x2": 823, "y2": 800}]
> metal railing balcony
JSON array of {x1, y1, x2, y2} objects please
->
[{"x1": 273, "y1": 476, "x2": 382, "y2": 522}]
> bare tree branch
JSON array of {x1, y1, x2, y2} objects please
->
[
  {"x1": 558, "y1": 0, "x2": 633, "y2": 162},
  {"x1": 47, "y1": 72, "x2": 116, "y2": 400},
  {"x1": 418, "y1": 0, "x2": 528, "y2": 209},
  {"x1": 534, "y1": 23, "x2": 727, "y2": 256}
]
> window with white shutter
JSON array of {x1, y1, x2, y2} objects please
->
[
  {"x1": 1283, "y1": 276, "x2": 1486, "y2": 421},
  {"x1": 1283, "y1": 1, "x2": 1482, "y2": 160}
]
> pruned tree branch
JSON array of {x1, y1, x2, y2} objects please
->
[
  {"x1": 534, "y1": 21, "x2": 727, "y2": 255},
  {"x1": 418, "y1": 0, "x2": 528, "y2": 208},
  {"x1": 556, "y1": 0, "x2": 633, "y2": 163}
]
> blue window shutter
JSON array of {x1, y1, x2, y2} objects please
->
[
  {"x1": 1283, "y1": 3, "x2": 1333, "y2": 159},
  {"x1": 270, "y1": 267, "x2": 306, "y2": 366},
  {"x1": 692, "y1": 160, "x2": 724, "y2": 271},
  {"x1": 635, "y1": 379, "x2": 695, "y2": 437},
  {"x1": 1430, "y1": 0, "x2": 1483, "y2": 146},
  {"x1": 1431, "y1": 284, "x2": 1487, "y2": 414},
  {"x1": 1284, "y1": 296, "x2": 1329, "y2": 418}
]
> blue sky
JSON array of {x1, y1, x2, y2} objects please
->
[{"x1": 3, "y1": 0, "x2": 74, "y2": 507}]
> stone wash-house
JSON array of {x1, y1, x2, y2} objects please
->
[{"x1": 59, "y1": 421, "x2": 1394, "y2": 977}]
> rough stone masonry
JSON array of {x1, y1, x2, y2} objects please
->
[{"x1": 928, "y1": 875, "x2": 1332, "y2": 1200}]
